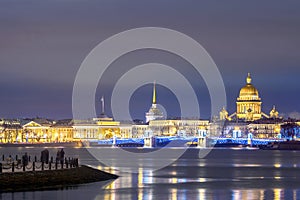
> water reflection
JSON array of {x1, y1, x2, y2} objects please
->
[
  {"x1": 259, "y1": 190, "x2": 265, "y2": 200},
  {"x1": 168, "y1": 188, "x2": 177, "y2": 200},
  {"x1": 3, "y1": 187, "x2": 298, "y2": 200},
  {"x1": 2, "y1": 148, "x2": 300, "y2": 200},
  {"x1": 293, "y1": 189, "x2": 297, "y2": 200},
  {"x1": 94, "y1": 165, "x2": 300, "y2": 200},
  {"x1": 274, "y1": 188, "x2": 283, "y2": 200},
  {"x1": 230, "y1": 189, "x2": 299, "y2": 200},
  {"x1": 198, "y1": 189, "x2": 206, "y2": 200}
]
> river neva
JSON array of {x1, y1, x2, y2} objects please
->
[{"x1": 1, "y1": 147, "x2": 300, "y2": 200}]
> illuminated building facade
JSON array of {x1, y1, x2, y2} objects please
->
[
  {"x1": 145, "y1": 82, "x2": 164, "y2": 123},
  {"x1": 214, "y1": 73, "x2": 284, "y2": 139},
  {"x1": 220, "y1": 73, "x2": 280, "y2": 122},
  {"x1": 72, "y1": 119, "x2": 120, "y2": 141},
  {"x1": 50, "y1": 119, "x2": 74, "y2": 142},
  {"x1": 73, "y1": 96, "x2": 121, "y2": 141},
  {"x1": 0, "y1": 118, "x2": 56, "y2": 143},
  {"x1": 144, "y1": 81, "x2": 209, "y2": 137},
  {"x1": 218, "y1": 121, "x2": 248, "y2": 138},
  {"x1": 0, "y1": 119, "x2": 22, "y2": 143},
  {"x1": 119, "y1": 124, "x2": 133, "y2": 138},
  {"x1": 236, "y1": 73, "x2": 263, "y2": 121},
  {"x1": 148, "y1": 119, "x2": 209, "y2": 137},
  {"x1": 248, "y1": 122, "x2": 281, "y2": 139},
  {"x1": 132, "y1": 124, "x2": 148, "y2": 138},
  {"x1": 22, "y1": 119, "x2": 54, "y2": 143}
]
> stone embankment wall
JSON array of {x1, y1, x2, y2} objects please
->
[{"x1": 0, "y1": 165, "x2": 118, "y2": 192}]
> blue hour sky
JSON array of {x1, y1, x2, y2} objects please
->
[{"x1": 0, "y1": 0, "x2": 300, "y2": 120}]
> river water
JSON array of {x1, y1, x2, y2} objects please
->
[{"x1": 1, "y1": 147, "x2": 300, "y2": 200}]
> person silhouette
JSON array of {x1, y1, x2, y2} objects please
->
[{"x1": 60, "y1": 148, "x2": 65, "y2": 165}]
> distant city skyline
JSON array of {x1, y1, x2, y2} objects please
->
[{"x1": 0, "y1": 1, "x2": 300, "y2": 120}]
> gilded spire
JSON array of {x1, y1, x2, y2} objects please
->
[
  {"x1": 152, "y1": 81, "x2": 156, "y2": 104},
  {"x1": 246, "y1": 73, "x2": 252, "y2": 84}
]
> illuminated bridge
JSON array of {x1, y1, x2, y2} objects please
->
[
  {"x1": 210, "y1": 137, "x2": 284, "y2": 146},
  {"x1": 91, "y1": 137, "x2": 284, "y2": 147}
]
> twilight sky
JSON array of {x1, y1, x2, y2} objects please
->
[{"x1": 0, "y1": 0, "x2": 300, "y2": 121}]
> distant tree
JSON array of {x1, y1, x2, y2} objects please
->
[
  {"x1": 280, "y1": 123, "x2": 300, "y2": 139},
  {"x1": 133, "y1": 119, "x2": 144, "y2": 124}
]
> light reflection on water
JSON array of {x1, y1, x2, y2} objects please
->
[
  {"x1": 1, "y1": 148, "x2": 300, "y2": 200},
  {"x1": 93, "y1": 171, "x2": 300, "y2": 200}
]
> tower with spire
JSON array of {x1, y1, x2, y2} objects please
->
[
  {"x1": 145, "y1": 81, "x2": 164, "y2": 123},
  {"x1": 93, "y1": 96, "x2": 114, "y2": 121}
]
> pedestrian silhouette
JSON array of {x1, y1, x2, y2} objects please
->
[
  {"x1": 56, "y1": 149, "x2": 60, "y2": 163},
  {"x1": 22, "y1": 153, "x2": 28, "y2": 166},
  {"x1": 41, "y1": 149, "x2": 49, "y2": 164},
  {"x1": 60, "y1": 148, "x2": 65, "y2": 165}
]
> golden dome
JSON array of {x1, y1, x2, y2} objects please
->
[
  {"x1": 239, "y1": 85, "x2": 259, "y2": 96},
  {"x1": 238, "y1": 73, "x2": 260, "y2": 99}
]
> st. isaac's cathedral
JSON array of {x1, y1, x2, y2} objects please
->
[
  {"x1": 220, "y1": 73, "x2": 279, "y2": 122},
  {"x1": 211, "y1": 73, "x2": 284, "y2": 139}
]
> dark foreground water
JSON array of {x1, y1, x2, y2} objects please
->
[{"x1": 1, "y1": 146, "x2": 300, "y2": 200}]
